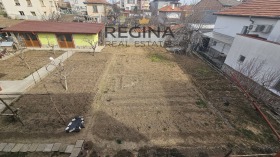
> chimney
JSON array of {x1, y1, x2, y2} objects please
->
[{"x1": 172, "y1": 4, "x2": 174, "y2": 10}]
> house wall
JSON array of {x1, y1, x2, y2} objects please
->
[
  {"x1": 140, "y1": 0, "x2": 150, "y2": 10},
  {"x1": 37, "y1": 33, "x2": 59, "y2": 48},
  {"x1": 224, "y1": 35, "x2": 280, "y2": 89},
  {"x1": 1, "y1": 0, "x2": 58, "y2": 20},
  {"x1": 72, "y1": 34, "x2": 98, "y2": 48},
  {"x1": 214, "y1": 16, "x2": 278, "y2": 38},
  {"x1": 159, "y1": 11, "x2": 181, "y2": 19},
  {"x1": 222, "y1": 35, "x2": 280, "y2": 115},
  {"x1": 36, "y1": 33, "x2": 99, "y2": 49},
  {"x1": 267, "y1": 20, "x2": 280, "y2": 43},
  {"x1": 124, "y1": 0, "x2": 137, "y2": 10},
  {"x1": 86, "y1": 4, "x2": 106, "y2": 17}
]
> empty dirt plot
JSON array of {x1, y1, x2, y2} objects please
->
[
  {"x1": 0, "y1": 50, "x2": 63, "y2": 80},
  {"x1": 0, "y1": 46, "x2": 279, "y2": 156},
  {"x1": 0, "y1": 52, "x2": 112, "y2": 143},
  {"x1": 92, "y1": 47, "x2": 230, "y2": 146},
  {"x1": 89, "y1": 46, "x2": 279, "y2": 156}
]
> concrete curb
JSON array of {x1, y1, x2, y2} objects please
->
[{"x1": 0, "y1": 139, "x2": 84, "y2": 157}]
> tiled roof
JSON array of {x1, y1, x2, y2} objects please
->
[
  {"x1": 180, "y1": 5, "x2": 193, "y2": 15},
  {"x1": 84, "y1": 0, "x2": 110, "y2": 4},
  {"x1": 180, "y1": 4, "x2": 192, "y2": 11},
  {"x1": 218, "y1": 0, "x2": 242, "y2": 6},
  {"x1": 215, "y1": 0, "x2": 280, "y2": 18},
  {"x1": 0, "y1": 16, "x2": 24, "y2": 28},
  {"x1": 2, "y1": 21, "x2": 104, "y2": 34},
  {"x1": 159, "y1": 5, "x2": 182, "y2": 12}
]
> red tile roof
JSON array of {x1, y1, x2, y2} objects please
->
[
  {"x1": 159, "y1": 5, "x2": 182, "y2": 12},
  {"x1": 84, "y1": 0, "x2": 110, "y2": 4},
  {"x1": 180, "y1": 4, "x2": 193, "y2": 14},
  {"x1": 215, "y1": 0, "x2": 280, "y2": 18},
  {"x1": 2, "y1": 21, "x2": 104, "y2": 34}
]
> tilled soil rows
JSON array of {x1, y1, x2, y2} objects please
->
[{"x1": 0, "y1": 47, "x2": 279, "y2": 156}]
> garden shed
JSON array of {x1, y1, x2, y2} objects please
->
[{"x1": 1, "y1": 21, "x2": 105, "y2": 49}]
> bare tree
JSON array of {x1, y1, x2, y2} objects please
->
[
  {"x1": 46, "y1": 36, "x2": 56, "y2": 55},
  {"x1": 259, "y1": 68, "x2": 280, "y2": 88},
  {"x1": 164, "y1": 0, "x2": 210, "y2": 55},
  {"x1": 41, "y1": 11, "x2": 62, "y2": 22},
  {"x1": 46, "y1": 57, "x2": 73, "y2": 91},
  {"x1": 12, "y1": 36, "x2": 31, "y2": 69},
  {"x1": 83, "y1": 38, "x2": 97, "y2": 56},
  {"x1": 233, "y1": 57, "x2": 280, "y2": 101},
  {"x1": 108, "y1": 3, "x2": 121, "y2": 24}
]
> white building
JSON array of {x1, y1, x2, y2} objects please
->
[
  {"x1": 117, "y1": 0, "x2": 149, "y2": 11},
  {"x1": 123, "y1": 0, "x2": 137, "y2": 11},
  {"x1": 84, "y1": 0, "x2": 111, "y2": 23},
  {"x1": 138, "y1": 0, "x2": 149, "y2": 10},
  {"x1": 0, "y1": 0, "x2": 58, "y2": 20},
  {"x1": 202, "y1": 0, "x2": 280, "y2": 94},
  {"x1": 68, "y1": 0, "x2": 87, "y2": 13}
]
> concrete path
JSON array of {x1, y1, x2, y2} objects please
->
[
  {"x1": 0, "y1": 51, "x2": 76, "y2": 112},
  {"x1": 0, "y1": 140, "x2": 84, "y2": 157}
]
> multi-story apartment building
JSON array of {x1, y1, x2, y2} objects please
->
[{"x1": 0, "y1": 0, "x2": 58, "y2": 20}]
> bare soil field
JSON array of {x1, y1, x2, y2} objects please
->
[
  {"x1": 0, "y1": 46, "x2": 279, "y2": 156},
  {"x1": 0, "y1": 52, "x2": 112, "y2": 143},
  {"x1": 0, "y1": 50, "x2": 63, "y2": 80}
]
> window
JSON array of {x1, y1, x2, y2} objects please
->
[
  {"x1": 40, "y1": 0, "x2": 45, "y2": 6},
  {"x1": 26, "y1": 0, "x2": 32, "y2": 6},
  {"x1": 31, "y1": 11, "x2": 36, "y2": 16},
  {"x1": 92, "y1": 5, "x2": 98, "y2": 12},
  {"x1": 19, "y1": 11, "x2": 25, "y2": 16},
  {"x1": 14, "y1": 0, "x2": 20, "y2": 6},
  {"x1": 275, "y1": 80, "x2": 280, "y2": 92},
  {"x1": 49, "y1": 1, "x2": 54, "y2": 7},
  {"x1": 238, "y1": 55, "x2": 246, "y2": 63},
  {"x1": 127, "y1": 0, "x2": 134, "y2": 4}
]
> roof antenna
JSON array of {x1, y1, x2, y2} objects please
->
[{"x1": 249, "y1": 16, "x2": 254, "y2": 24}]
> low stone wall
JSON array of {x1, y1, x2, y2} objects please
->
[{"x1": 222, "y1": 64, "x2": 280, "y2": 116}]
